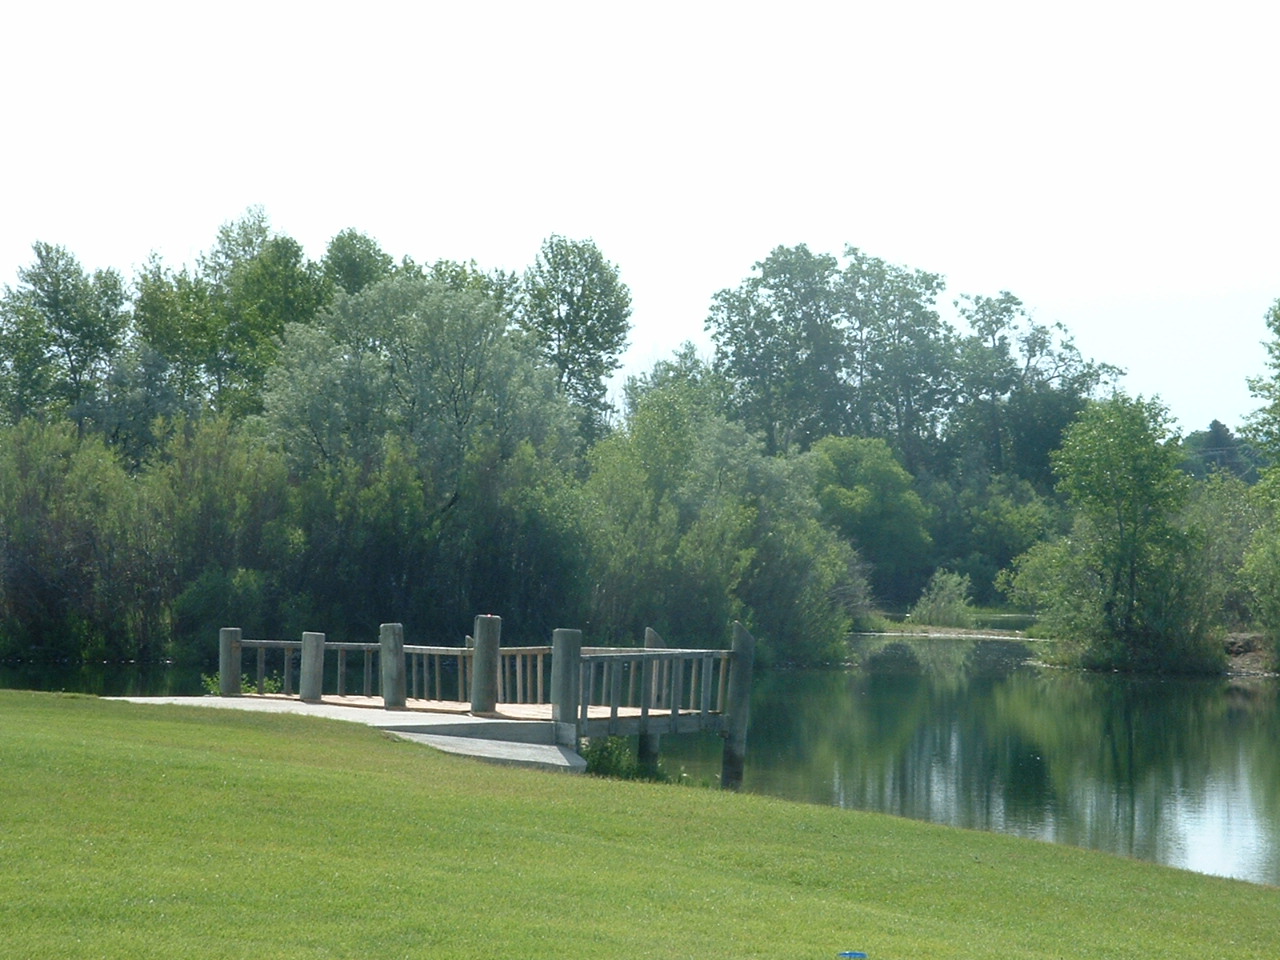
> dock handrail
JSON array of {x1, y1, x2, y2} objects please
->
[{"x1": 219, "y1": 629, "x2": 738, "y2": 716}]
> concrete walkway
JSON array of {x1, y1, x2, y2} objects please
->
[{"x1": 112, "y1": 695, "x2": 587, "y2": 774}]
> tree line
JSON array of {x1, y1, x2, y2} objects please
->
[{"x1": 1, "y1": 208, "x2": 1276, "y2": 672}]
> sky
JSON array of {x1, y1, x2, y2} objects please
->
[{"x1": 2, "y1": 1, "x2": 1277, "y2": 433}]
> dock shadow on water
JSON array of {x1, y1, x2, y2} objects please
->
[{"x1": 661, "y1": 636, "x2": 1280, "y2": 886}]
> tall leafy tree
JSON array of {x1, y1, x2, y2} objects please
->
[
  {"x1": 920, "y1": 470, "x2": 1057, "y2": 605},
  {"x1": 0, "y1": 242, "x2": 127, "y2": 429},
  {"x1": 622, "y1": 341, "x2": 728, "y2": 420},
  {"x1": 199, "y1": 206, "x2": 273, "y2": 289},
  {"x1": 1244, "y1": 297, "x2": 1280, "y2": 459},
  {"x1": 809, "y1": 435, "x2": 932, "y2": 606},
  {"x1": 261, "y1": 273, "x2": 581, "y2": 636},
  {"x1": 838, "y1": 248, "x2": 951, "y2": 473},
  {"x1": 1181, "y1": 419, "x2": 1261, "y2": 481},
  {"x1": 707, "y1": 245, "x2": 848, "y2": 455},
  {"x1": 1004, "y1": 395, "x2": 1221, "y2": 671},
  {"x1": 949, "y1": 292, "x2": 1024, "y2": 475},
  {"x1": 322, "y1": 228, "x2": 394, "y2": 296},
  {"x1": 947, "y1": 292, "x2": 1120, "y2": 488},
  {"x1": 707, "y1": 244, "x2": 957, "y2": 467},
  {"x1": 210, "y1": 232, "x2": 328, "y2": 417},
  {"x1": 519, "y1": 235, "x2": 632, "y2": 439},
  {"x1": 584, "y1": 366, "x2": 869, "y2": 662},
  {"x1": 131, "y1": 210, "x2": 329, "y2": 418},
  {"x1": 131, "y1": 255, "x2": 218, "y2": 406},
  {"x1": 0, "y1": 420, "x2": 168, "y2": 659}
]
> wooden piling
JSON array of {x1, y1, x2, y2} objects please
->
[
  {"x1": 638, "y1": 627, "x2": 664, "y2": 776},
  {"x1": 380, "y1": 622, "x2": 406, "y2": 709},
  {"x1": 218, "y1": 627, "x2": 242, "y2": 697},
  {"x1": 471, "y1": 615, "x2": 501, "y2": 714},
  {"x1": 299, "y1": 631, "x2": 325, "y2": 702},
  {"x1": 550, "y1": 628, "x2": 582, "y2": 746},
  {"x1": 720, "y1": 621, "x2": 755, "y2": 790}
]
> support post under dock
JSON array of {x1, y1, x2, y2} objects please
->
[{"x1": 637, "y1": 627, "x2": 664, "y2": 777}]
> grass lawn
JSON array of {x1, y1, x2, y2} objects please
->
[{"x1": 1, "y1": 689, "x2": 1276, "y2": 959}]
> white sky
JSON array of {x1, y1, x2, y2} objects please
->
[{"x1": 2, "y1": 1, "x2": 1277, "y2": 432}]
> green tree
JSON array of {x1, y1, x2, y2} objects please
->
[
  {"x1": 920, "y1": 470, "x2": 1058, "y2": 606},
  {"x1": 1004, "y1": 395, "x2": 1221, "y2": 672},
  {"x1": 706, "y1": 245, "x2": 849, "y2": 455},
  {"x1": 0, "y1": 242, "x2": 127, "y2": 428},
  {"x1": 947, "y1": 292, "x2": 1120, "y2": 489},
  {"x1": 1245, "y1": 297, "x2": 1280, "y2": 459},
  {"x1": 131, "y1": 255, "x2": 218, "y2": 406},
  {"x1": 265, "y1": 273, "x2": 571, "y2": 480},
  {"x1": 89, "y1": 341, "x2": 195, "y2": 468},
  {"x1": 1182, "y1": 419, "x2": 1262, "y2": 481},
  {"x1": 809, "y1": 435, "x2": 932, "y2": 606},
  {"x1": 949, "y1": 292, "x2": 1023, "y2": 475},
  {"x1": 1185, "y1": 471, "x2": 1259, "y2": 631},
  {"x1": 210, "y1": 233, "x2": 327, "y2": 416},
  {"x1": 428, "y1": 258, "x2": 520, "y2": 313},
  {"x1": 519, "y1": 235, "x2": 632, "y2": 439},
  {"x1": 707, "y1": 244, "x2": 959, "y2": 467},
  {"x1": 1242, "y1": 469, "x2": 1280, "y2": 656},
  {"x1": 583, "y1": 377, "x2": 755, "y2": 646},
  {"x1": 322, "y1": 228, "x2": 393, "y2": 296},
  {"x1": 260, "y1": 273, "x2": 582, "y2": 638},
  {"x1": 0, "y1": 420, "x2": 164, "y2": 659},
  {"x1": 131, "y1": 211, "x2": 329, "y2": 418},
  {"x1": 584, "y1": 369, "x2": 867, "y2": 663},
  {"x1": 622, "y1": 342, "x2": 727, "y2": 420},
  {"x1": 838, "y1": 248, "x2": 952, "y2": 473},
  {"x1": 152, "y1": 415, "x2": 295, "y2": 654}
]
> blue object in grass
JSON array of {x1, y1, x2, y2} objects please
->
[{"x1": 837, "y1": 953, "x2": 867, "y2": 958}]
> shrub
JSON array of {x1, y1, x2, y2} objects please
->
[{"x1": 908, "y1": 569, "x2": 974, "y2": 628}]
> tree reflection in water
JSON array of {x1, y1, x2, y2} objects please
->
[{"x1": 661, "y1": 638, "x2": 1280, "y2": 885}]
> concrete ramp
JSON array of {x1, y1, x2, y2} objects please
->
[{"x1": 395, "y1": 732, "x2": 587, "y2": 773}]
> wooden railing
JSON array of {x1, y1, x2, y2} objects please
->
[
  {"x1": 575, "y1": 647, "x2": 731, "y2": 735},
  {"x1": 218, "y1": 634, "x2": 727, "y2": 718}
]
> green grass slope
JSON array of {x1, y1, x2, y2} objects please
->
[{"x1": 1, "y1": 690, "x2": 1276, "y2": 959}]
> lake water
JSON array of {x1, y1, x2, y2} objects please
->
[
  {"x1": 660, "y1": 637, "x2": 1280, "y2": 887},
  {"x1": 0, "y1": 659, "x2": 206, "y2": 697},
  {"x1": 7, "y1": 640, "x2": 1279, "y2": 886}
]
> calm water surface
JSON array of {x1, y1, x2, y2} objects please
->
[
  {"x1": 0, "y1": 659, "x2": 205, "y2": 697},
  {"x1": 662, "y1": 638, "x2": 1280, "y2": 887}
]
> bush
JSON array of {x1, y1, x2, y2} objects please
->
[
  {"x1": 908, "y1": 570, "x2": 974, "y2": 628},
  {"x1": 580, "y1": 737, "x2": 668, "y2": 782}
]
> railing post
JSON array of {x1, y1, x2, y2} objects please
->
[
  {"x1": 471, "y1": 614, "x2": 501, "y2": 714},
  {"x1": 550, "y1": 628, "x2": 582, "y2": 747},
  {"x1": 299, "y1": 631, "x2": 325, "y2": 702},
  {"x1": 218, "y1": 627, "x2": 242, "y2": 697},
  {"x1": 638, "y1": 627, "x2": 664, "y2": 776},
  {"x1": 380, "y1": 622, "x2": 406, "y2": 709},
  {"x1": 720, "y1": 621, "x2": 756, "y2": 790}
]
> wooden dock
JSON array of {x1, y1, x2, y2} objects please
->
[{"x1": 217, "y1": 619, "x2": 755, "y2": 785}]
